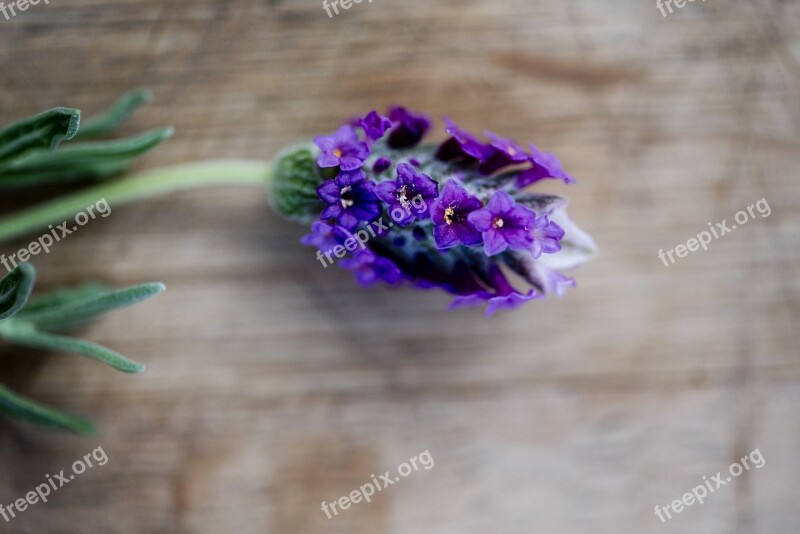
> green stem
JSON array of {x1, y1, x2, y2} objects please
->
[{"x1": 0, "y1": 160, "x2": 273, "y2": 243}]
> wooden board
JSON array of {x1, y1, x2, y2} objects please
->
[{"x1": 0, "y1": 0, "x2": 798, "y2": 532}]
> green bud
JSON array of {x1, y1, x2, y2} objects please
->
[{"x1": 267, "y1": 144, "x2": 325, "y2": 224}]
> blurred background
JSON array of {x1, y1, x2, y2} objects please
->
[{"x1": 1, "y1": 0, "x2": 798, "y2": 532}]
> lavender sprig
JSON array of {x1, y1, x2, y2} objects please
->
[{"x1": 0, "y1": 95, "x2": 597, "y2": 317}]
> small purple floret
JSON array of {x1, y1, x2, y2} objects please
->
[
  {"x1": 479, "y1": 131, "x2": 532, "y2": 174},
  {"x1": 516, "y1": 142, "x2": 575, "y2": 187},
  {"x1": 387, "y1": 106, "x2": 431, "y2": 149},
  {"x1": 529, "y1": 215, "x2": 565, "y2": 258},
  {"x1": 317, "y1": 169, "x2": 381, "y2": 230},
  {"x1": 450, "y1": 266, "x2": 541, "y2": 316},
  {"x1": 435, "y1": 118, "x2": 492, "y2": 162},
  {"x1": 431, "y1": 179, "x2": 484, "y2": 249},
  {"x1": 467, "y1": 191, "x2": 539, "y2": 256},
  {"x1": 340, "y1": 250, "x2": 403, "y2": 286},
  {"x1": 359, "y1": 111, "x2": 392, "y2": 141},
  {"x1": 375, "y1": 163, "x2": 439, "y2": 227},
  {"x1": 314, "y1": 125, "x2": 370, "y2": 171}
]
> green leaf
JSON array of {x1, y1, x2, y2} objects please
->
[
  {"x1": 18, "y1": 282, "x2": 166, "y2": 329},
  {"x1": 0, "y1": 263, "x2": 36, "y2": 320},
  {"x1": 74, "y1": 89, "x2": 153, "y2": 140},
  {"x1": 0, "y1": 127, "x2": 174, "y2": 187},
  {"x1": 0, "y1": 321, "x2": 145, "y2": 373},
  {"x1": 21, "y1": 282, "x2": 109, "y2": 315},
  {"x1": 0, "y1": 107, "x2": 80, "y2": 163},
  {"x1": 0, "y1": 382, "x2": 95, "y2": 434}
]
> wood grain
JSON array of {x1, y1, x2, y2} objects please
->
[{"x1": 0, "y1": 0, "x2": 798, "y2": 532}]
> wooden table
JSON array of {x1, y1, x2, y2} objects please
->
[{"x1": 1, "y1": 0, "x2": 798, "y2": 532}]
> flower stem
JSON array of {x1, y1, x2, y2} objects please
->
[{"x1": 0, "y1": 160, "x2": 273, "y2": 243}]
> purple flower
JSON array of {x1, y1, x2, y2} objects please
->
[
  {"x1": 300, "y1": 221, "x2": 339, "y2": 252},
  {"x1": 450, "y1": 266, "x2": 541, "y2": 316},
  {"x1": 375, "y1": 163, "x2": 439, "y2": 227},
  {"x1": 314, "y1": 125, "x2": 370, "y2": 171},
  {"x1": 467, "y1": 191, "x2": 539, "y2": 256},
  {"x1": 529, "y1": 216, "x2": 565, "y2": 258},
  {"x1": 340, "y1": 249, "x2": 403, "y2": 286},
  {"x1": 372, "y1": 157, "x2": 391, "y2": 173},
  {"x1": 317, "y1": 169, "x2": 381, "y2": 230},
  {"x1": 387, "y1": 106, "x2": 431, "y2": 149},
  {"x1": 287, "y1": 107, "x2": 595, "y2": 317},
  {"x1": 516, "y1": 142, "x2": 575, "y2": 187},
  {"x1": 479, "y1": 131, "x2": 532, "y2": 175},
  {"x1": 359, "y1": 111, "x2": 392, "y2": 141},
  {"x1": 435, "y1": 118, "x2": 492, "y2": 162},
  {"x1": 430, "y1": 179, "x2": 483, "y2": 249},
  {"x1": 300, "y1": 222, "x2": 355, "y2": 255}
]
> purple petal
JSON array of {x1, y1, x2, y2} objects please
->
[
  {"x1": 434, "y1": 224, "x2": 459, "y2": 249},
  {"x1": 317, "y1": 180, "x2": 341, "y2": 204},
  {"x1": 487, "y1": 190, "x2": 515, "y2": 214},
  {"x1": 482, "y1": 229, "x2": 508, "y2": 256},
  {"x1": 467, "y1": 209, "x2": 494, "y2": 231},
  {"x1": 375, "y1": 179, "x2": 400, "y2": 204}
]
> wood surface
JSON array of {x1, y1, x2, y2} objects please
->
[{"x1": 0, "y1": 0, "x2": 798, "y2": 532}]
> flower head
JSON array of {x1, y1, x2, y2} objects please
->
[
  {"x1": 272, "y1": 107, "x2": 597, "y2": 315},
  {"x1": 317, "y1": 169, "x2": 381, "y2": 229},
  {"x1": 314, "y1": 125, "x2": 370, "y2": 171}
]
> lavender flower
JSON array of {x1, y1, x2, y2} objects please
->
[
  {"x1": 517, "y1": 142, "x2": 575, "y2": 187},
  {"x1": 451, "y1": 266, "x2": 542, "y2": 317},
  {"x1": 479, "y1": 131, "x2": 532, "y2": 175},
  {"x1": 375, "y1": 163, "x2": 438, "y2": 227},
  {"x1": 300, "y1": 221, "x2": 355, "y2": 254},
  {"x1": 387, "y1": 106, "x2": 431, "y2": 149},
  {"x1": 282, "y1": 108, "x2": 597, "y2": 315},
  {"x1": 430, "y1": 180, "x2": 483, "y2": 248},
  {"x1": 317, "y1": 169, "x2": 381, "y2": 229},
  {"x1": 340, "y1": 249, "x2": 403, "y2": 286},
  {"x1": 359, "y1": 111, "x2": 392, "y2": 142},
  {"x1": 468, "y1": 190, "x2": 551, "y2": 256},
  {"x1": 314, "y1": 125, "x2": 370, "y2": 171},
  {"x1": 529, "y1": 215, "x2": 565, "y2": 258},
  {"x1": 435, "y1": 117, "x2": 491, "y2": 162}
]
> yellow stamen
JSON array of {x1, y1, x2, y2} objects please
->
[{"x1": 444, "y1": 206, "x2": 455, "y2": 225}]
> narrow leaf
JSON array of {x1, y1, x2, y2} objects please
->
[
  {"x1": 0, "y1": 107, "x2": 80, "y2": 163},
  {"x1": 75, "y1": 89, "x2": 153, "y2": 140},
  {"x1": 0, "y1": 127, "x2": 174, "y2": 187},
  {"x1": 0, "y1": 382, "x2": 95, "y2": 434},
  {"x1": 0, "y1": 322, "x2": 145, "y2": 373},
  {"x1": 18, "y1": 282, "x2": 165, "y2": 329},
  {"x1": 20, "y1": 282, "x2": 109, "y2": 315},
  {"x1": 0, "y1": 263, "x2": 36, "y2": 320}
]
